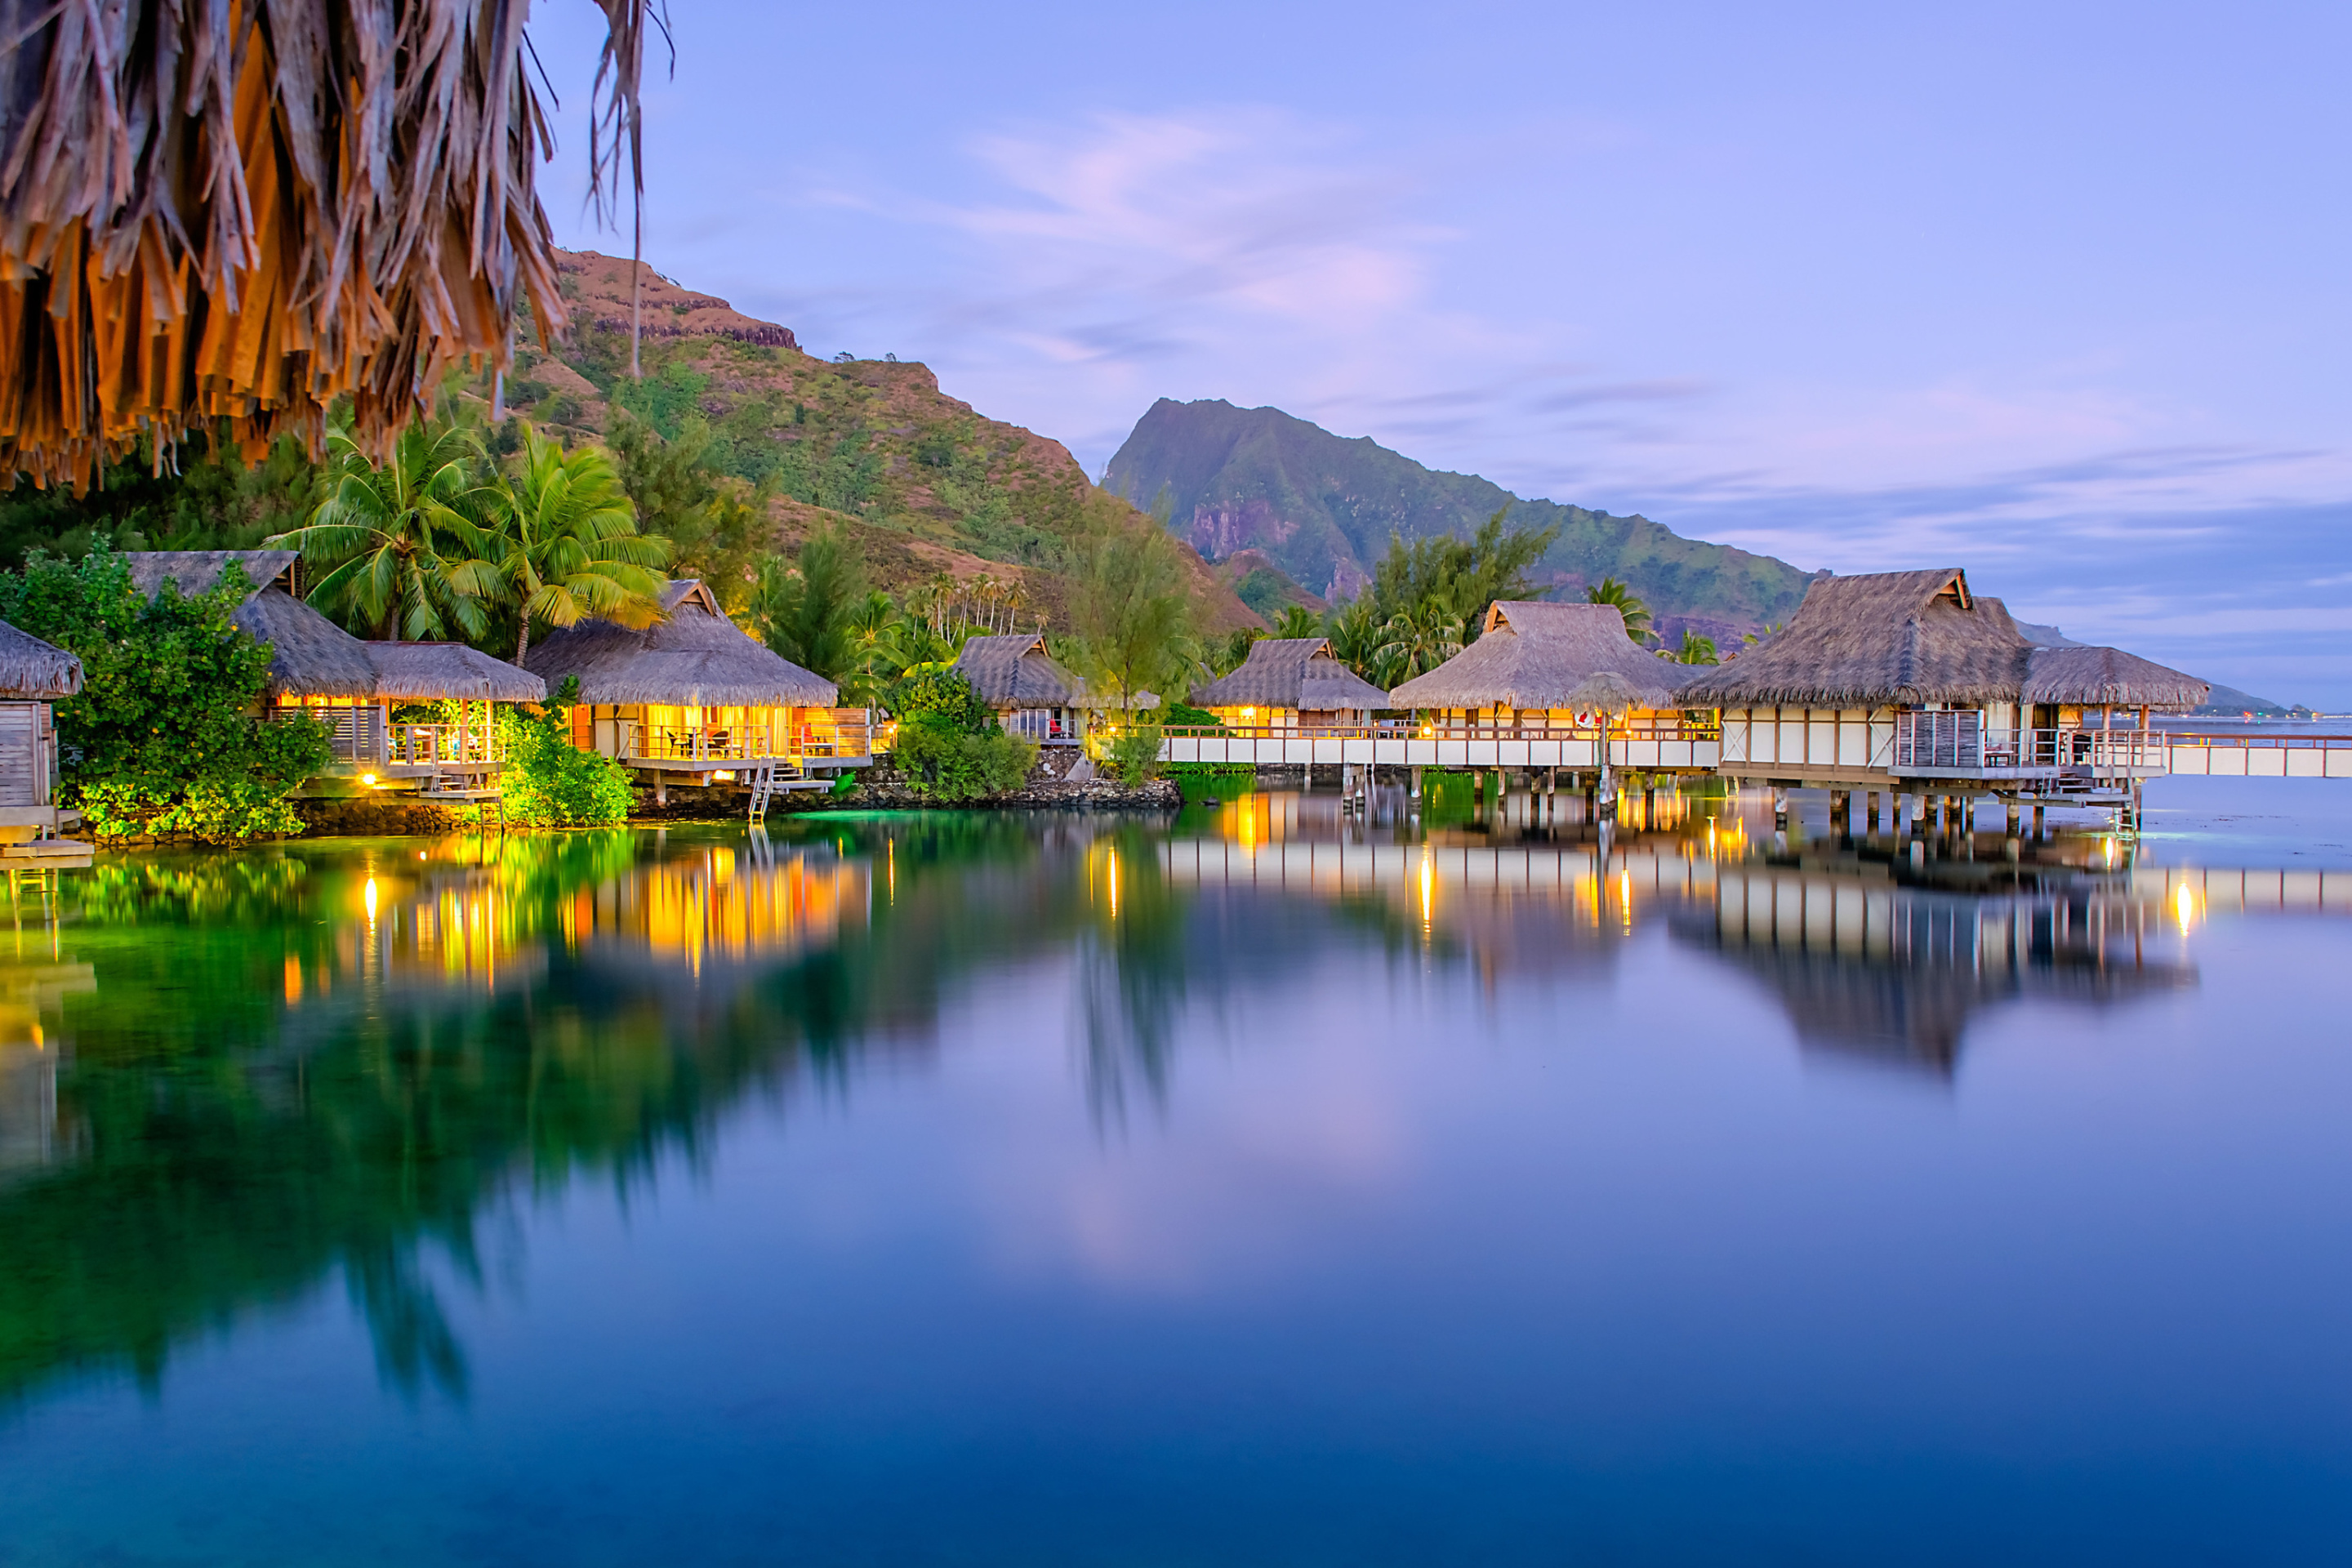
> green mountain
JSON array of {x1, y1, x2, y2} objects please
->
[{"x1": 1104, "y1": 398, "x2": 1815, "y2": 639}]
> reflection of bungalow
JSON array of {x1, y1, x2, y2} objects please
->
[
  {"x1": 0, "y1": 618, "x2": 86, "y2": 854},
  {"x1": 1673, "y1": 868, "x2": 2194, "y2": 1076},
  {"x1": 1677, "y1": 568, "x2": 2201, "y2": 789},
  {"x1": 1190, "y1": 637, "x2": 1388, "y2": 730},
  {"x1": 950, "y1": 632, "x2": 1143, "y2": 743},
  {"x1": 526, "y1": 580, "x2": 867, "y2": 795},
  {"x1": 1387, "y1": 601, "x2": 1686, "y2": 742},
  {"x1": 123, "y1": 551, "x2": 545, "y2": 794}
]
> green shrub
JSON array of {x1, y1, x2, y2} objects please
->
[
  {"x1": 1104, "y1": 724, "x2": 1165, "y2": 786},
  {"x1": 1160, "y1": 701, "x2": 1222, "y2": 728},
  {"x1": 881, "y1": 665, "x2": 996, "y2": 735},
  {"x1": 497, "y1": 707, "x2": 635, "y2": 826},
  {"x1": 890, "y1": 716, "x2": 1037, "y2": 801}
]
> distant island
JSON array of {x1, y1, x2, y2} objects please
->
[{"x1": 1103, "y1": 398, "x2": 1815, "y2": 643}]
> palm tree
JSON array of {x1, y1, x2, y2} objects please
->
[
  {"x1": 1323, "y1": 594, "x2": 1386, "y2": 682},
  {"x1": 1374, "y1": 593, "x2": 1468, "y2": 683},
  {"x1": 1668, "y1": 629, "x2": 1719, "y2": 666},
  {"x1": 1586, "y1": 577, "x2": 1653, "y2": 644},
  {"x1": 1271, "y1": 604, "x2": 1323, "y2": 640},
  {"x1": 270, "y1": 418, "x2": 501, "y2": 642},
  {"x1": 489, "y1": 423, "x2": 670, "y2": 663}
]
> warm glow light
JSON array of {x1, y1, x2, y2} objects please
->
[
  {"x1": 2175, "y1": 883, "x2": 2194, "y2": 933},
  {"x1": 1107, "y1": 853, "x2": 1119, "y2": 919},
  {"x1": 363, "y1": 877, "x2": 378, "y2": 920},
  {"x1": 359, "y1": 773, "x2": 376, "y2": 786},
  {"x1": 1419, "y1": 853, "x2": 1434, "y2": 931}
]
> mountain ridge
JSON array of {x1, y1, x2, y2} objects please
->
[{"x1": 1104, "y1": 398, "x2": 1815, "y2": 641}]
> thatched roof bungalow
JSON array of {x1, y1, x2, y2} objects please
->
[
  {"x1": 0, "y1": 619, "x2": 82, "y2": 839},
  {"x1": 124, "y1": 551, "x2": 542, "y2": 779},
  {"x1": 1190, "y1": 638, "x2": 1388, "y2": 728},
  {"x1": 525, "y1": 581, "x2": 862, "y2": 778},
  {"x1": 1677, "y1": 568, "x2": 2185, "y2": 786},
  {"x1": 1388, "y1": 602, "x2": 1682, "y2": 720},
  {"x1": 950, "y1": 633, "x2": 1151, "y2": 742}
]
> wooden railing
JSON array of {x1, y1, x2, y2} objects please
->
[
  {"x1": 623, "y1": 721, "x2": 873, "y2": 763},
  {"x1": 1159, "y1": 717, "x2": 1722, "y2": 742},
  {"x1": 390, "y1": 722, "x2": 501, "y2": 766}
]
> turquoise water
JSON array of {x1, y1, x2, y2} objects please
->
[{"x1": 2, "y1": 789, "x2": 2351, "y2": 1564}]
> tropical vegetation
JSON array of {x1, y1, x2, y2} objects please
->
[{"x1": 0, "y1": 548, "x2": 333, "y2": 841}]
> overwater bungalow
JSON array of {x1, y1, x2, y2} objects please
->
[
  {"x1": 0, "y1": 618, "x2": 87, "y2": 858},
  {"x1": 1386, "y1": 601, "x2": 1686, "y2": 741},
  {"x1": 1675, "y1": 568, "x2": 2192, "y2": 802},
  {"x1": 951, "y1": 632, "x2": 1139, "y2": 744},
  {"x1": 1189, "y1": 637, "x2": 1389, "y2": 731},
  {"x1": 525, "y1": 580, "x2": 867, "y2": 799}
]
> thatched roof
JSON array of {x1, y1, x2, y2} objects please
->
[
  {"x1": 524, "y1": 580, "x2": 837, "y2": 707},
  {"x1": 0, "y1": 2, "x2": 662, "y2": 492},
  {"x1": 1387, "y1": 602, "x2": 1682, "y2": 711},
  {"x1": 1677, "y1": 569, "x2": 2034, "y2": 709},
  {"x1": 122, "y1": 550, "x2": 299, "y2": 601},
  {"x1": 124, "y1": 550, "x2": 377, "y2": 700},
  {"x1": 2024, "y1": 645, "x2": 2208, "y2": 710},
  {"x1": 368, "y1": 643, "x2": 546, "y2": 703},
  {"x1": 0, "y1": 619, "x2": 82, "y2": 699},
  {"x1": 954, "y1": 634, "x2": 1094, "y2": 707},
  {"x1": 1192, "y1": 638, "x2": 1389, "y2": 710}
]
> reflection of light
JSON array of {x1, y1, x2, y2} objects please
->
[
  {"x1": 363, "y1": 877, "x2": 378, "y2": 920},
  {"x1": 2175, "y1": 883, "x2": 2194, "y2": 933},
  {"x1": 1419, "y1": 853, "x2": 1433, "y2": 933},
  {"x1": 416, "y1": 851, "x2": 426, "y2": 860},
  {"x1": 1108, "y1": 853, "x2": 1119, "y2": 919},
  {"x1": 360, "y1": 773, "x2": 376, "y2": 786}
]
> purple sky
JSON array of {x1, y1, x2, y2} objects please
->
[{"x1": 523, "y1": 1, "x2": 2348, "y2": 706}]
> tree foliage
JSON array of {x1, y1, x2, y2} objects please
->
[
  {"x1": 605, "y1": 411, "x2": 767, "y2": 612},
  {"x1": 1364, "y1": 508, "x2": 1558, "y2": 635},
  {"x1": 270, "y1": 418, "x2": 501, "y2": 642},
  {"x1": 492, "y1": 424, "x2": 668, "y2": 663},
  {"x1": 751, "y1": 525, "x2": 869, "y2": 684},
  {"x1": 1586, "y1": 577, "x2": 1653, "y2": 643},
  {"x1": 1070, "y1": 501, "x2": 1192, "y2": 713},
  {"x1": 0, "y1": 548, "x2": 332, "y2": 841},
  {"x1": 497, "y1": 705, "x2": 635, "y2": 826},
  {"x1": 1669, "y1": 629, "x2": 1719, "y2": 665}
]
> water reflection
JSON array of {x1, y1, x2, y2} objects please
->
[
  {"x1": 1677, "y1": 870, "x2": 2196, "y2": 1074},
  {"x1": 1, "y1": 798, "x2": 2336, "y2": 1419}
]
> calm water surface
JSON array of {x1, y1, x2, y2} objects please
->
[{"x1": 2, "y1": 781, "x2": 2350, "y2": 1565}]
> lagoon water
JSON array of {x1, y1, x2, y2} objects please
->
[{"x1": 4, "y1": 781, "x2": 2351, "y2": 1565}]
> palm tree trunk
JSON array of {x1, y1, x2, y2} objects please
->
[{"x1": 515, "y1": 621, "x2": 532, "y2": 665}]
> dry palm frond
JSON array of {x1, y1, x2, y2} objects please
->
[{"x1": 0, "y1": 0, "x2": 646, "y2": 494}]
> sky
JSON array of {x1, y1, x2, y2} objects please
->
[{"x1": 523, "y1": 1, "x2": 2348, "y2": 706}]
